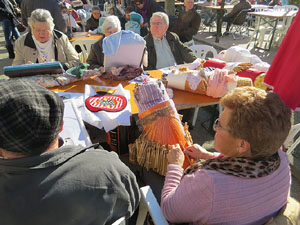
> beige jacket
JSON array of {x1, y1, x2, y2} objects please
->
[{"x1": 13, "y1": 30, "x2": 79, "y2": 70}]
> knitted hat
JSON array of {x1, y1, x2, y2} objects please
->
[{"x1": 0, "y1": 80, "x2": 64, "y2": 155}]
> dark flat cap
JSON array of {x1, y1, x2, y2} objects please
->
[{"x1": 0, "y1": 80, "x2": 64, "y2": 155}]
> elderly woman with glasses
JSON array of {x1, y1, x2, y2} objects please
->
[
  {"x1": 161, "y1": 86, "x2": 292, "y2": 225},
  {"x1": 13, "y1": 8, "x2": 79, "y2": 70}
]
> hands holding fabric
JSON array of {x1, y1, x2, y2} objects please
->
[{"x1": 167, "y1": 144, "x2": 215, "y2": 166}]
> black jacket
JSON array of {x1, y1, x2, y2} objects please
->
[
  {"x1": 86, "y1": 36, "x2": 105, "y2": 69},
  {"x1": 144, "y1": 31, "x2": 197, "y2": 70},
  {"x1": 0, "y1": 0, "x2": 17, "y2": 21}
]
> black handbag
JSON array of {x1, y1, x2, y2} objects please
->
[{"x1": 13, "y1": 17, "x2": 26, "y2": 32}]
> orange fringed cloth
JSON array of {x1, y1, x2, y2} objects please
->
[{"x1": 129, "y1": 81, "x2": 192, "y2": 175}]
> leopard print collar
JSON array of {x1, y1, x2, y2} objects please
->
[{"x1": 184, "y1": 152, "x2": 280, "y2": 178}]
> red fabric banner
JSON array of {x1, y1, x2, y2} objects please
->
[{"x1": 264, "y1": 12, "x2": 300, "y2": 110}]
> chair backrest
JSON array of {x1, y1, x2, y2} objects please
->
[
  {"x1": 71, "y1": 39, "x2": 97, "y2": 63},
  {"x1": 273, "y1": 5, "x2": 286, "y2": 11},
  {"x1": 253, "y1": 5, "x2": 269, "y2": 12},
  {"x1": 188, "y1": 44, "x2": 217, "y2": 59},
  {"x1": 232, "y1": 8, "x2": 251, "y2": 25},
  {"x1": 282, "y1": 4, "x2": 299, "y2": 11},
  {"x1": 136, "y1": 186, "x2": 169, "y2": 225},
  {"x1": 184, "y1": 39, "x2": 195, "y2": 47},
  {"x1": 111, "y1": 217, "x2": 125, "y2": 225},
  {"x1": 284, "y1": 123, "x2": 300, "y2": 155}
]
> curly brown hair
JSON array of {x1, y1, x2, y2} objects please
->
[{"x1": 220, "y1": 86, "x2": 291, "y2": 158}]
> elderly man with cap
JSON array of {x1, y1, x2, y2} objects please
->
[
  {"x1": 144, "y1": 12, "x2": 197, "y2": 70},
  {"x1": 0, "y1": 80, "x2": 140, "y2": 225}
]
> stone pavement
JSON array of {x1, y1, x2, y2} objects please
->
[{"x1": 0, "y1": 25, "x2": 299, "y2": 202}]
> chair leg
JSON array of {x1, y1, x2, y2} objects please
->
[{"x1": 192, "y1": 107, "x2": 200, "y2": 127}]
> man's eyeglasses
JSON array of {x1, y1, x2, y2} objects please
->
[
  {"x1": 213, "y1": 118, "x2": 230, "y2": 132},
  {"x1": 150, "y1": 22, "x2": 163, "y2": 26}
]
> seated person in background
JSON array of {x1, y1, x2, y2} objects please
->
[
  {"x1": 134, "y1": 0, "x2": 165, "y2": 36},
  {"x1": 269, "y1": 0, "x2": 282, "y2": 6},
  {"x1": 85, "y1": 6, "x2": 102, "y2": 32},
  {"x1": 144, "y1": 12, "x2": 197, "y2": 70},
  {"x1": 161, "y1": 86, "x2": 292, "y2": 225},
  {"x1": 125, "y1": 7, "x2": 144, "y2": 35},
  {"x1": 257, "y1": 0, "x2": 269, "y2": 5},
  {"x1": 222, "y1": 0, "x2": 251, "y2": 36},
  {"x1": 109, "y1": 6, "x2": 126, "y2": 29},
  {"x1": 13, "y1": 9, "x2": 79, "y2": 70},
  {"x1": 0, "y1": 80, "x2": 140, "y2": 225},
  {"x1": 125, "y1": 6, "x2": 144, "y2": 25},
  {"x1": 87, "y1": 15, "x2": 121, "y2": 69},
  {"x1": 172, "y1": 0, "x2": 201, "y2": 43},
  {"x1": 200, "y1": 0, "x2": 217, "y2": 27},
  {"x1": 59, "y1": 3, "x2": 81, "y2": 32}
]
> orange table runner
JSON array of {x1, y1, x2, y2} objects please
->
[
  {"x1": 70, "y1": 32, "x2": 103, "y2": 42},
  {"x1": 50, "y1": 70, "x2": 219, "y2": 114}
]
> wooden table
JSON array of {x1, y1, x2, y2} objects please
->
[
  {"x1": 249, "y1": 10, "x2": 297, "y2": 50},
  {"x1": 50, "y1": 70, "x2": 219, "y2": 115},
  {"x1": 70, "y1": 32, "x2": 103, "y2": 43},
  {"x1": 204, "y1": 4, "x2": 235, "y2": 42},
  {"x1": 204, "y1": 4, "x2": 234, "y2": 11}
]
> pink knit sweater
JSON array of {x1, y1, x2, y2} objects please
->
[{"x1": 161, "y1": 150, "x2": 291, "y2": 225}]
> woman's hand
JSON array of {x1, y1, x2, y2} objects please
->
[
  {"x1": 167, "y1": 144, "x2": 185, "y2": 167},
  {"x1": 184, "y1": 144, "x2": 215, "y2": 160}
]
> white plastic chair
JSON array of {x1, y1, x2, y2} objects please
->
[
  {"x1": 184, "y1": 39, "x2": 195, "y2": 47},
  {"x1": 229, "y1": 9, "x2": 251, "y2": 40},
  {"x1": 188, "y1": 45, "x2": 218, "y2": 127},
  {"x1": 136, "y1": 186, "x2": 169, "y2": 225},
  {"x1": 188, "y1": 44, "x2": 217, "y2": 60},
  {"x1": 272, "y1": 10, "x2": 297, "y2": 46},
  {"x1": 282, "y1": 4, "x2": 299, "y2": 11},
  {"x1": 256, "y1": 8, "x2": 298, "y2": 48},
  {"x1": 71, "y1": 39, "x2": 97, "y2": 63},
  {"x1": 284, "y1": 123, "x2": 300, "y2": 155},
  {"x1": 111, "y1": 217, "x2": 125, "y2": 225}
]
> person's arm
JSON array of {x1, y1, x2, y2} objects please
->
[
  {"x1": 51, "y1": 1, "x2": 67, "y2": 32},
  {"x1": 161, "y1": 146, "x2": 214, "y2": 223},
  {"x1": 174, "y1": 34, "x2": 197, "y2": 63},
  {"x1": 21, "y1": 0, "x2": 28, "y2": 26},
  {"x1": 85, "y1": 18, "x2": 91, "y2": 31},
  {"x1": 86, "y1": 43, "x2": 103, "y2": 69},
  {"x1": 60, "y1": 35, "x2": 80, "y2": 69},
  {"x1": 104, "y1": 151, "x2": 141, "y2": 223},
  {"x1": 184, "y1": 144, "x2": 217, "y2": 160},
  {"x1": 12, "y1": 37, "x2": 26, "y2": 65}
]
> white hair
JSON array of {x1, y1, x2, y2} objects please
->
[
  {"x1": 150, "y1": 12, "x2": 169, "y2": 26},
  {"x1": 28, "y1": 9, "x2": 55, "y2": 31},
  {"x1": 102, "y1": 15, "x2": 121, "y2": 34}
]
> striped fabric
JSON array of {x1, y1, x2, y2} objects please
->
[{"x1": 134, "y1": 81, "x2": 170, "y2": 113}]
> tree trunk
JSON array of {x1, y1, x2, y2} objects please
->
[{"x1": 165, "y1": 0, "x2": 176, "y2": 16}]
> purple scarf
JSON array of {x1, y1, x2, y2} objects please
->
[{"x1": 140, "y1": 0, "x2": 150, "y2": 23}]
